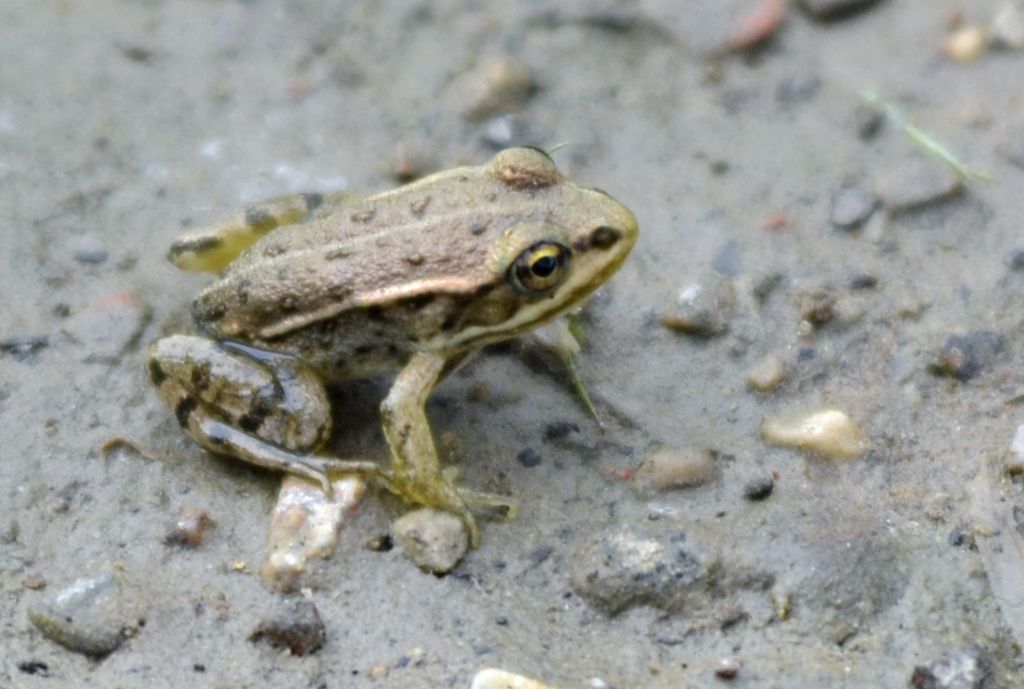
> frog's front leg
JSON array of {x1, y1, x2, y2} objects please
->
[
  {"x1": 147, "y1": 335, "x2": 381, "y2": 491},
  {"x1": 380, "y1": 352, "x2": 514, "y2": 547}
]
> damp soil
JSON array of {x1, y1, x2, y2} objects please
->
[{"x1": 2, "y1": 1, "x2": 1024, "y2": 688}]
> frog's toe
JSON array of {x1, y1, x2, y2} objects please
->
[{"x1": 457, "y1": 488, "x2": 519, "y2": 520}]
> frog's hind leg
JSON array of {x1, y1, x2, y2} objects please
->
[
  {"x1": 147, "y1": 334, "x2": 381, "y2": 492},
  {"x1": 168, "y1": 191, "x2": 349, "y2": 273}
]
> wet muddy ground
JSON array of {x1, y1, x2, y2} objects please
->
[{"x1": 3, "y1": 1, "x2": 1024, "y2": 687}]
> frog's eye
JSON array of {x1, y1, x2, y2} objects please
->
[{"x1": 509, "y1": 242, "x2": 571, "y2": 293}]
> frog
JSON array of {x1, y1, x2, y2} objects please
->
[{"x1": 147, "y1": 147, "x2": 638, "y2": 546}]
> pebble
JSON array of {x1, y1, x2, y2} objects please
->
[
  {"x1": 472, "y1": 668, "x2": 559, "y2": 689},
  {"x1": 910, "y1": 646, "x2": 988, "y2": 689},
  {"x1": 798, "y1": 287, "x2": 837, "y2": 327},
  {"x1": 517, "y1": 447, "x2": 542, "y2": 468},
  {"x1": 163, "y1": 504, "x2": 215, "y2": 548},
  {"x1": 727, "y1": 0, "x2": 788, "y2": 53},
  {"x1": 28, "y1": 573, "x2": 138, "y2": 657},
  {"x1": 662, "y1": 272, "x2": 736, "y2": 337},
  {"x1": 393, "y1": 508, "x2": 468, "y2": 574},
  {"x1": 761, "y1": 408, "x2": 868, "y2": 460},
  {"x1": 634, "y1": 447, "x2": 716, "y2": 492},
  {"x1": 853, "y1": 103, "x2": 884, "y2": 139},
  {"x1": 249, "y1": 599, "x2": 326, "y2": 657},
  {"x1": 990, "y1": 3, "x2": 1024, "y2": 49},
  {"x1": 61, "y1": 291, "x2": 152, "y2": 363},
  {"x1": 569, "y1": 526, "x2": 715, "y2": 614},
  {"x1": 747, "y1": 353, "x2": 787, "y2": 392},
  {"x1": 456, "y1": 58, "x2": 536, "y2": 121},
  {"x1": 715, "y1": 656, "x2": 742, "y2": 679},
  {"x1": 743, "y1": 476, "x2": 775, "y2": 501},
  {"x1": 830, "y1": 184, "x2": 877, "y2": 230},
  {"x1": 875, "y1": 165, "x2": 963, "y2": 215},
  {"x1": 935, "y1": 330, "x2": 1005, "y2": 381},
  {"x1": 944, "y1": 25, "x2": 989, "y2": 63},
  {"x1": 797, "y1": 0, "x2": 882, "y2": 21},
  {"x1": 261, "y1": 475, "x2": 366, "y2": 591},
  {"x1": 1006, "y1": 425, "x2": 1024, "y2": 474},
  {"x1": 68, "y1": 233, "x2": 109, "y2": 265},
  {"x1": 389, "y1": 143, "x2": 434, "y2": 183},
  {"x1": 481, "y1": 114, "x2": 534, "y2": 150}
]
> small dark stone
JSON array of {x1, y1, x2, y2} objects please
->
[
  {"x1": 495, "y1": 616, "x2": 509, "y2": 626},
  {"x1": 910, "y1": 646, "x2": 988, "y2": 689},
  {"x1": 743, "y1": 477, "x2": 775, "y2": 501},
  {"x1": 527, "y1": 545, "x2": 554, "y2": 566},
  {"x1": 848, "y1": 273, "x2": 878, "y2": 290},
  {"x1": 711, "y1": 240, "x2": 743, "y2": 276},
  {"x1": 193, "y1": 664, "x2": 206, "y2": 673},
  {"x1": 853, "y1": 103, "x2": 884, "y2": 139},
  {"x1": 947, "y1": 525, "x2": 975, "y2": 548},
  {"x1": 0, "y1": 336, "x2": 49, "y2": 361},
  {"x1": 517, "y1": 447, "x2": 542, "y2": 468},
  {"x1": 775, "y1": 74, "x2": 822, "y2": 105},
  {"x1": 249, "y1": 599, "x2": 326, "y2": 657},
  {"x1": 935, "y1": 331, "x2": 1005, "y2": 381},
  {"x1": 798, "y1": 0, "x2": 883, "y2": 21},
  {"x1": 830, "y1": 184, "x2": 877, "y2": 230},
  {"x1": 17, "y1": 661, "x2": 50, "y2": 677},
  {"x1": 544, "y1": 421, "x2": 580, "y2": 440},
  {"x1": 363, "y1": 534, "x2": 394, "y2": 552},
  {"x1": 1005, "y1": 249, "x2": 1024, "y2": 272}
]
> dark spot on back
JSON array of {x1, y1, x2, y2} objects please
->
[
  {"x1": 190, "y1": 363, "x2": 211, "y2": 392},
  {"x1": 193, "y1": 298, "x2": 227, "y2": 323},
  {"x1": 168, "y1": 235, "x2": 223, "y2": 258},
  {"x1": 174, "y1": 396, "x2": 197, "y2": 428},
  {"x1": 147, "y1": 359, "x2": 167, "y2": 386},
  {"x1": 354, "y1": 344, "x2": 374, "y2": 355},
  {"x1": 589, "y1": 226, "x2": 621, "y2": 249},
  {"x1": 366, "y1": 306, "x2": 385, "y2": 321},
  {"x1": 244, "y1": 208, "x2": 275, "y2": 232},
  {"x1": 239, "y1": 405, "x2": 267, "y2": 432},
  {"x1": 441, "y1": 312, "x2": 460, "y2": 331}
]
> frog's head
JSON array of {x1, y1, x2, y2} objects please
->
[{"x1": 441, "y1": 147, "x2": 638, "y2": 350}]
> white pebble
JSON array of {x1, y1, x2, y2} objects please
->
[
  {"x1": 1006, "y1": 424, "x2": 1024, "y2": 474},
  {"x1": 761, "y1": 408, "x2": 867, "y2": 459},
  {"x1": 261, "y1": 475, "x2": 367, "y2": 591},
  {"x1": 471, "y1": 668, "x2": 560, "y2": 689}
]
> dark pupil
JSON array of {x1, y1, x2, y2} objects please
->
[{"x1": 531, "y1": 255, "x2": 557, "y2": 277}]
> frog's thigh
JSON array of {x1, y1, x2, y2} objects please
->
[
  {"x1": 167, "y1": 192, "x2": 326, "y2": 273},
  {"x1": 148, "y1": 334, "x2": 331, "y2": 449}
]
